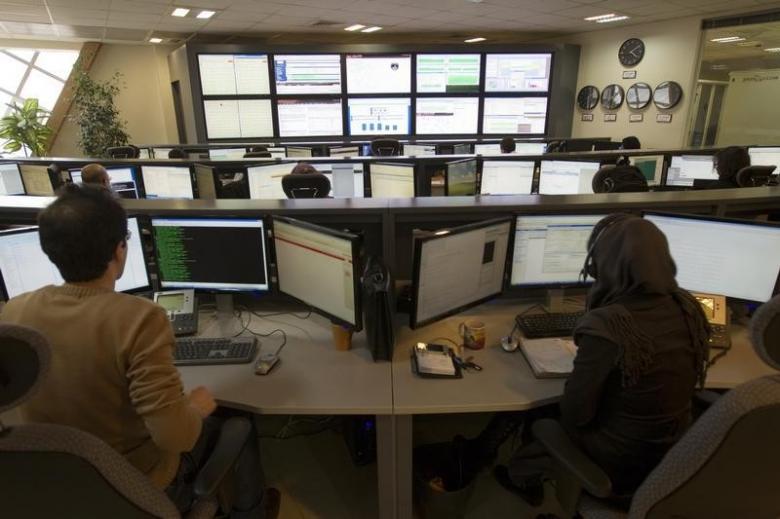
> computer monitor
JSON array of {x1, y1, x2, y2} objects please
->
[
  {"x1": 286, "y1": 146, "x2": 313, "y2": 158},
  {"x1": 453, "y1": 143, "x2": 471, "y2": 154},
  {"x1": 643, "y1": 212, "x2": 780, "y2": 302},
  {"x1": 510, "y1": 214, "x2": 606, "y2": 287},
  {"x1": 416, "y1": 53, "x2": 481, "y2": 93},
  {"x1": 347, "y1": 98, "x2": 411, "y2": 135},
  {"x1": 330, "y1": 146, "x2": 360, "y2": 157},
  {"x1": 515, "y1": 142, "x2": 547, "y2": 155},
  {"x1": 19, "y1": 164, "x2": 55, "y2": 196},
  {"x1": 748, "y1": 147, "x2": 780, "y2": 172},
  {"x1": 484, "y1": 53, "x2": 552, "y2": 92},
  {"x1": 403, "y1": 144, "x2": 436, "y2": 156},
  {"x1": 317, "y1": 163, "x2": 365, "y2": 198},
  {"x1": 152, "y1": 217, "x2": 269, "y2": 292},
  {"x1": 482, "y1": 97, "x2": 547, "y2": 135},
  {"x1": 247, "y1": 163, "x2": 292, "y2": 199},
  {"x1": 411, "y1": 217, "x2": 513, "y2": 328},
  {"x1": 272, "y1": 216, "x2": 363, "y2": 329},
  {"x1": 346, "y1": 54, "x2": 411, "y2": 94},
  {"x1": 198, "y1": 54, "x2": 270, "y2": 95},
  {"x1": 268, "y1": 147, "x2": 287, "y2": 158},
  {"x1": 277, "y1": 99, "x2": 343, "y2": 137},
  {"x1": 203, "y1": 99, "x2": 274, "y2": 139},
  {"x1": 0, "y1": 217, "x2": 151, "y2": 299},
  {"x1": 70, "y1": 166, "x2": 140, "y2": 199},
  {"x1": 666, "y1": 155, "x2": 717, "y2": 187},
  {"x1": 445, "y1": 158, "x2": 477, "y2": 196},
  {"x1": 474, "y1": 143, "x2": 502, "y2": 155},
  {"x1": 209, "y1": 148, "x2": 248, "y2": 160},
  {"x1": 273, "y1": 54, "x2": 341, "y2": 94},
  {"x1": 0, "y1": 163, "x2": 25, "y2": 195},
  {"x1": 140, "y1": 165, "x2": 194, "y2": 199},
  {"x1": 480, "y1": 160, "x2": 535, "y2": 195},
  {"x1": 538, "y1": 160, "x2": 601, "y2": 194},
  {"x1": 631, "y1": 155, "x2": 664, "y2": 185},
  {"x1": 416, "y1": 97, "x2": 479, "y2": 134},
  {"x1": 193, "y1": 164, "x2": 217, "y2": 200},
  {"x1": 369, "y1": 162, "x2": 415, "y2": 198}
]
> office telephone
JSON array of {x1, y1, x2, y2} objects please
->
[
  {"x1": 154, "y1": 289, "x2": 198, "y2": 336},
  {"x1": 692, "y1": 292, "x2": 730, "y2": 349}
]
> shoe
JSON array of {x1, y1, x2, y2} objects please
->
[
  {"x1": 493, "y1": 465, "x2": 544, "y2": 507},
  {"x1": 263, "y1": 488, "x2": 281, "y2": 519}
]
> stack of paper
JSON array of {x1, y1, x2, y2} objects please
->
[{"x1": 521, "y1": 338, "x2": 578, "y2": 378}]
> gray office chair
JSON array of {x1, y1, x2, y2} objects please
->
[
  {"x1": 106, "y1": 145, "x2": 140, "y2": 159},
  {"x1": 281, "y1": 173, "x2": 331, "y2": 199},
  {"x1": 736, "y1": 165, "x2": 776, "y2": 187},
  {"x1": 0, "y1": 323, "x2": 249, "y2": 519},
  {"x1": 370, "y1": 138, "x2": 401, "y2": 156},
  {"x1": 532, "y1": 295, "x2": 780, "y2": 518}
]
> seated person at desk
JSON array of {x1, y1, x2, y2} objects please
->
[
  {"x1": 290, "y1": 161, "x2": 318, "y2": 175},
  {"x1": 473, "y1": 214, "x2": 710, "y2": 504},
  {"x1": 0, "y1": 185, "x2": 277, "y2": 518},
  {"x1": 713, "y1": 146, "x2": 750, "y2": 188},
  {"x1": 500, "y1": 136, "x2": 516, "y2": 154},
  {"x1": 80, "y1": 162, "x2": 110, "y2": 188}
]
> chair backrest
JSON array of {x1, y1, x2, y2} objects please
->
[
  {"x1": 281, "y1": 173, "x2": 331, "y2": 199},
  {"x1": 168, "y1": 147, "x2": 187, "y2": 159},
  {"x1": 244, "y1": 151, "x2": 272, "y2": 158},
  {"x1": 105, "y1": 146, "x2": 140, "y2": 159},
  {"x1": 371, "y1": 138, "x2": 401, "y2": 157},
  {"x1": 736, "y1": 165, "x2": 776, "y2": 187},
  {"x1": 591, "y1": 164, "x2": 649, "y2": 193}
]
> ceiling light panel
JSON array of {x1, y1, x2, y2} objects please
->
[
  {"x1": 197, "y1": 10, "x2": 216, "y2": 19},
  {"x1": 172, "y1": 7, "x2": 190, "y2": 17},
  {"x1": 344, "y1": 24, "x2": 366, "y2": 31}
]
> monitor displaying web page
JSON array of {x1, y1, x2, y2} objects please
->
[
  {"x1": 416, "y1": 97, "x2": 479, "y2": 135},
  {"x1": 370, "y1": 163, "x2": 415, "y2": 198},
  {"x1": 480, "y1": 161, "x2": 535, "y2": 195},
  {"x1": 630, "y1": 155, "x2": 664, "y2": 185},
  {"x1": 347, "y1": 98, "x2": 411, "y2": 135},
  {"x1": 474, "y1": 143, "x2": 502, "y2": 155},
  {"x1": 416, "y1": 53, "x2": 481, "y2": 93},
  {"x1": 273, "y1": 54, "x2": 341, "y2": 94},
  {"x1": 412, "y1": 218, "x2": 513, "y2": 328},
  {"x1": 666, "y1": 155, "x2": 717, "y2": 187},
  {"x1": 209, "y1": 148, "x2": 247, "y2": 160},
  {"x1": 0, "y1": 217, "x2": 150, "y2": 299},
  {"x1": 538, "y1": 160, "x2": 600, "y2": 194},
  {"x1": 403, "y1": 144, "x2": 436, "y2": 156},
  {"x1": 19, "y1": 165, "x2": 54, "y2": 196},
  {"x1": 445, "y1": 159, "x2": 477, "y2": 196},
  {"x1": 247, "y1": 163, "x2": 292, "y2": 199},
  {"x1": 0, "y1": 163, "x2": 25, "y2": 195},
  {"x1": 203, "y1": 99, "x2": 273, "y2": 139},
  {"x1": 318, "y1": 163, "x2": 365, "y2": 198},
  {"x1": 644, "y1": 213, "x2": 780, "y2": 302},
  {"x1": 748, "y1": 147, "x2": 780, "y2": 172},
  {"x1": 483, "y1": 97, "x2": 548, "y2": 134},
  {"x1": 510, "y1": 214, "x2": 606, "y2": 287},
  {"x1": 70, "y1": 166, "x2": 140, "y2": 199},
  {"x1": 140, "y1": 166, "x2": 194, "y2": 199},
  {"x1": 198, "y1": 54, "x2": 270, "y2": 96},
  {"x1": 277, "y1": 99, "x2": 343, "y2": 137},
  {"x1": 485, "y1": 53, "x2": 552, "y2": 92},
  {"x1": 346, "y1": 54, "x2": 411, "y2": 94}
]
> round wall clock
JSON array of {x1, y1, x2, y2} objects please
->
[
  {"x1": 626, "y1": 82, "x2": 652, "y2": 110},
  {"x1": 619, "y1": 38, "x2": 645, "y2": 67},
  {"x1": 601, "y1": 84, "x2": 624, "y2": 110},
  {"x1": 653, "y1": 81, "x2": 683, "y2": 110},
  {"x1": 577, "y1": 85, "x2": 600, "y2": 110}
]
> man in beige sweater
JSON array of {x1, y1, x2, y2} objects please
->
[{"x1": 1, "y1": 184, "x2": 277, "y2": 518}]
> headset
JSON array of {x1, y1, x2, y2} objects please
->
[{"x1": 579, "y1": 215, "x2": 625, "y2": 283}]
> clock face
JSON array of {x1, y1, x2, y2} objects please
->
[
  {"x1": 626, "y1": 82, "x2": 652, "y2": 110},
  {"x1": 619, "y1": 38, "x2": 645, "y2": 67},
  {"x1": 653, "y1": 81, "x2": 683, "y2": 110},
  {"x1": 601, "y1": 84, "x2": 624, "y2": 110},
  {"x1": 577, "y1": 85, "x2": 600, "y2": 110}
]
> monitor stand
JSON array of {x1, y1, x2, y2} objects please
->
[
  {"x1": 544, "y1": 288, "x2": 586, "y2": 314},
  {"x1": 215, "y1": 294, "x2": 241, "y2": 337}
]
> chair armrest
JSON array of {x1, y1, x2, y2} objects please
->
[
  {"x1": 193, "y1": 417, "x2": 252, "y2": 498},
  {"x1": 693, "y1": 389, "x2": 721, "y2": 408},
  {"x1": 531, "y1": 419, "x2": 612, "y2": 498}
]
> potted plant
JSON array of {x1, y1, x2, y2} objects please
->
[{"x1": 0, "y1": 98, "x2": 53, "y2": 157}]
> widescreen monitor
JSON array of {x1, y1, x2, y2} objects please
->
[
  {"x1": 480, "y1": 161, "x2": 535, "y2": 195},
  {"x1": 748, "y1": 147, "x2": 780, "y2": 172},
  {"x1": 445, "y1": 158, "x2": 477, "y2": 196},
  {"x1": 318, "y1": 162, "x2": 365, "y2": 198},
  {"x1": 277, "y1": 99, "x2": 343, "y2": 137},
  {"x1": 273, "y1": 216, "x2": 363, "y2": 328},
  {"x1": 19, "y1": 164, "x2": 54, "y2": 196},
  {"x1": 474, "y1": 143, "x2": 502, "y2": 155},
  {"x1": 141, "y1": 166, "x2": 194, "y2": 199},
  {"x1": 209, "y1": 148, "x2": 248, "y2": 160},
  {"x1": 203, "y1": 99, "x2": 274, "y2": 139},
  {"x1": 347, "y1": 98, "x2": 411, "y2": 135},
  {"x1": 70, "y1": 166, "x2": 140, "y2": 199},
  {"x1": 273, "y1": 54, "x2": 341, "y2": 94},
  {"x1": 416, "y1": 97, "x2": 479, "y2": 134},
  {"x1": 403, "y1": 144, "x2": 436, "y2": 156},
  {"x1": 247, "y1": 163, "x2": 292, "y2": 199},
  {"x1": 538, "y1": 160, "x2": 600, "y2": 194},
  {"x1": 665, "y1": 155, "x2": 717, "y2": 187},
  {"x1": 0, "y1": 163, "x2": 25, "y2": 195},
  {"x1": 369, "y1": 163, "x2": 415, "y2": 198},
  {"x1": 152, "y1": 217, "x2": 269, "y2": 292},
  {"x1": 416, "y1": 53, "x2": 481, "y2": 93},
  {"x1": 411, "y1": 218, "x2": 513, "y2": 328},
  {"x1": 484, "y1": 53, "x2": 552, "y2": 92},
  {"x1": 346, "y1": 54, "x2": 411, "y2": 94},
  {"x1": 482, "y1": 97, "x2": 547, "y2": 134},
  {"x1": 198, "y1": 54, "x2": 270, "y2": 96}
]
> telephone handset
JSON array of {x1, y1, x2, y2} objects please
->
[
  {"x1": 692, "y1": 292, "x2": 730, "y2": 349},
  {"x1": 154, "y1": 289, "x2": 198, "y2": 336}
]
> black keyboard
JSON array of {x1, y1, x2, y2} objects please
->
[
  {"x1": 516, "y1": 311, "x2": 585, "y2": 338},
  {"x1": 173, "y1": 337, "x2": 257, "y2": 366}
]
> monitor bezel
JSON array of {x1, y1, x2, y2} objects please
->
[
  {"x1": 139, "y1": 164, "x2": 198, "y2": 200},
  {"x1": 642, "y1": 211, "x2": 780, "y2": 303},
  {"x1": 0, "y1": 162, "x2": 25, "y2": 196},
  {"x1": 368, "y1": 161, "x2": 417, "y2": 198},
  {"x1": 410, "y1": 216, "x2": 515, "y2": 329},
  {"x1": 537, "y1": 159, "x2": 602, "y2": 195},
  {"x1": 479, "y1": 159, "x2": 537, "y2": 195},
  {"x1": 444, "y1": 157, "x2": 478, "y2": 196},
  {"x1": 271, "y1": 215, "x2": 363, "y2": 331}
]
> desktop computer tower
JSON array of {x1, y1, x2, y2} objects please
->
[{"x1": 342, "y1": 416, "x2": 376, "y2": 466}]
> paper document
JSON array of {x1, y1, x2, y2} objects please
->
[
  {"x1": 415, "y1": 350, "x2": 456, "y2": 376},
  {"x1": 521, "y1": 338, "x2": 577, "y2": 377}
]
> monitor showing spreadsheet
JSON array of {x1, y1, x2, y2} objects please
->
[
  {"x1": 480, "y1": 161, "x2": 535, "y2": 195},
  {"x1": 247, "y1": 163, "x2": 292, "y2": 199},
  {"x1": 403, "y1": 144, "x2": 436, "y2": 156},
  {"x1": 140, "y1": 166, "x2": 194, "y2": 199},
  {"x1": 416, "y1": 53, "x2": 481, "y2": 93},
  {"x1": 0, "y1": 217, "x2": 150, "y2": 299},
  {"x1": 666, "y1": 155, "x2": 717, "y2": 187},
  {"x1": 510, "y1": 214, "x2": 605, "y2": 287},
  {"x1": 19, "y1": 165, "x2": 54, "y2": 196},
  {"x1": 538, "y1": 160, "x2": 600, "y2": 194},
  {"x1": 369, "y1": 163, "x2": 415, "y2": 198},
  {"x1": 748, "y1": 147, "x2": 780, "y2": 172},
  {"x1": 198, "y1": 54, "x2": 270, "y2": 96},
  {"x1": 209, "y1": 148, "x2": 247, "y2": 160},
  {"x1": 273, "y1": 54, "x2": 341, "y2": 94},
  {"x1": 483, "y1": 97, "x2": 547, "y2": 134},
  {"x1": 515, "y1": 142, "x2": 547, "y2": 155},
  {"x1": 445, "y1": 159, "x2": 477, "y2": 196},
  {"x1": 346, "y1": 54, "x2": 411, "y2": 94},
  {"x1": 0, "y1": 163, "x2": 25, "y2": 195},
  {"x1": 485, "y1": 53, "x2": 552, "y2": 92},
  {"x1": 277, "y1": 99, "x2": 343, "y2": 137},
  {"x1": 347, "y1": 98, "x2": 411, "y2": 135},
  {"x1": 203, "y1": 99, "x2": 273, "y2": 139},
  {"x1": 474, "y1": 143, "x2": 502, "y2": 155},
  {"x1": 644, "y1": 212, "x2": 780, "y2": 302},
  {"x1": 318, "y1": 163, "x2": 365, "y2": 198},
  {"x1": 416, "y1": 97, "x2": 479, "y2": 134},
  {"x1": 70, "y1": 166, "x2": 140, "y2": 199},
  {"x1": 412, "y1": 218, "x2": 513, "y2": 328}
]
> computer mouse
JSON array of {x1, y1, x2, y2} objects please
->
[{"x1": 254, "y1": 353, "x2": 280, "y2": 375}]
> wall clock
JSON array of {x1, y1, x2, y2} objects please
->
[
  {"x1": 626, "y1": 82, "x2": 652, "y2": 110},
  {"x1": 653, "y1": 81, "x2": 683, "y2": 110},
  {"x1": 577, "y1": 85, "x2": 600, "y2": 110},
  {"x1": 601, "y1": 84, "x2": 624, "y2": 110},
  {"x1": 619, "y1": 38, "x2": 645, "y2": 67}
]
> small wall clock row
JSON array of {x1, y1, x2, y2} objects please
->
[{"x1": 576, "y1": 81, "x2": 683, "y2": 111}]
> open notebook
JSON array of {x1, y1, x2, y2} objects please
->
[{"x1": 520, "y1": 338, "x2": 578, "y2": 378}]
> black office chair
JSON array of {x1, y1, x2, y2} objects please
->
[
  {"x1": 592, "y1": 164, "x2": 649, "y2": 193},
  {"x1": 168, "y1": 148, "x2": 187, "y2": 159},
  {"x1": 105, "y1": 145, "x2": 140, "y2": 159},
  {"x1": 244, "y1": 151, "x2": 272, "y2": 158},
  {"x1": 281, "y1": 173, "x2": 331, "y2": 199},
  {"x1": 736, "y1": 165, "x2": 776, "y2": 187},
  {"x1": 370, "y1": 138, "x2": 401, "y2": 157},
  {"x1": 545, "y1": 140, "x2": 565, "y2": 153},
  {"x1": 249, "y1": 146, "x2": 268, "y2": 153}
]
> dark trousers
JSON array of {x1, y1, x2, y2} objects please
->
[{"x1": 167, "y1": 414, "x2": 267, "y2": 518}]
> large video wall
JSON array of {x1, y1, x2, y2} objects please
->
[{"x1": 194, "y1": 52, "x2": 552, "y2": 141}]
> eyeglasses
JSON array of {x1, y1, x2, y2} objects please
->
[{"x1": 125, "y1": 230, "x2": 132, "y2": 242}]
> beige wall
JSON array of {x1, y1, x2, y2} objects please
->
[
  {"x1": 50, "y1": 43, "x2": 179, "y2": 156},
  {"x1": 556, "y1": 17, "x2": 703, "y2": 149}
]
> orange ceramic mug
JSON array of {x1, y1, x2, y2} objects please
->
[{"x1": 459, "y1": 320, "x2": 486, "y2": 350}]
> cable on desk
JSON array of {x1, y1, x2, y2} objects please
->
[
  {"x1": 249, "y1": 307, "x2": 313, "y2": 320},
  {"x1": 706, "y1": 346, "x2": 731, "y2": 369},
  {"x1": 428, "y1": 336, "x2": 461, "y2": 349},
  {"x1": 234, "y1": 307, "x2": 288, "y2": 355}
]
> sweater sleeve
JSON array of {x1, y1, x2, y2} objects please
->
[
  {"x1": 123, "y1": 305, "x2": 202, "y2": 454},
  {"x1": 560, "y1": 334, "x2": 618, "y2": 432}
]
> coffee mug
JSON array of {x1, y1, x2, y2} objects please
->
[{"x1": 459, "y1": 320, "x2": 486, "y2": 350}]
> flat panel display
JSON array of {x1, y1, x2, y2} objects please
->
[
  {"x1": 485, "y1": 53, "x2": 552, "y2": 92},
  {"x1": 247, "y1": 163, "x2": 292, "y2": 199},
  {"x1": 483, "y1": 97, "x2": 548, "y2": 134},
  {"x1": 666, "y1": 155, "x2": 717, "y2": 187},
  {"x1": 370, "y1": 163, "x2": 414, "y2": 198},
  {"x1": 277, "y1": 99, "x2": 343, "y2": 137},
  {"x1": 347, "y1": 97, "x2": 411, "y2": 135},
  {"x1": 140, "y1": 166, "x2": 194, "y2": 199},
  {"x1": 416, "y1": 53, "x2": 481, "y2": 93},
  {"x1": 415, "y1": 97, "x2": 479, "y2": 135},
  {"x1": 203, "y1": 99, "x2": 274, "y2": 139},
  {"x1": 480, "y1": 161, "x2": 535, "y2": 195},
  {"x1": 0, "y1": 163, "x2": 25, "y2": 195},
  {"x1": 273, "y1": 54, "x2": 342, "y2": 94},
  {"x1": 346, "y1": 54, "x2": 411, "y2": 94},
  {"x1": 198, "y1": 54, "x2": 270, "y2": 95},
  {"x1": 538, "y1": 160, "x2": 600, "y2": 194}
]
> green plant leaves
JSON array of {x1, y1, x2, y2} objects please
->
[{"x1": 0, "y1": 98, "x2": 51, "y2": 157}]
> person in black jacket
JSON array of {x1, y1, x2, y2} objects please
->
[{"x1": 714, "y1": 146, "x2": 750, "y2": 187}]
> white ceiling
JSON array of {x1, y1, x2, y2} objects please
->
[{"x1": 1, "y1": 0, "x2": 780, "y2": 44}]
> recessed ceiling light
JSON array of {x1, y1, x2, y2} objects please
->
[
  {"x1": 149, "y1": 37, "x2": 163, "y2": 43},
  {"x1": 711, "y1": 64, "x2": 728, "y2": 70},
  {"x1": 584, "y1": 13, "x2": 616, "y2": 21},
  {"x1": 596, "y1": 15, "x2": 629, "y2": 23},
  {"x1": 197, "y1": 10, "x2": 216, "y2": 19},
  {"x1": 765, "y1": 47, "x2": 780, "y2": 52},
  {"x1": 710, "y1": 36, "x2": 745, "y2": 43},
  {"x1": 361, "y1": 26, "x2": 382, "y2": 33},
  {"x1": 464, "y1": 37, "x2": 486, "y2": 43},
  {"x1": 344, "y1": 24, "x2": 366, "y2": 31},
  {"x1": 171, "y1": 7, "x2": 190, "y2": 17}
]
